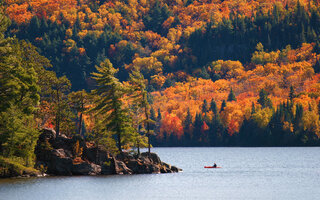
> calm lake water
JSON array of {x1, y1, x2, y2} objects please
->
[{"x1": 1, "y1": 147, "x2": 320, "y2": 200}]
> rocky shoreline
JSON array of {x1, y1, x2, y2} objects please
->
[{"x1": 33, "y1": 128, "x2": 181, "y2": 176}]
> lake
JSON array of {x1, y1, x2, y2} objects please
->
[{"x1": 1, "y1": 147, "x2": 320, "y2": 200}]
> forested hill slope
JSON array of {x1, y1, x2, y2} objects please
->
[
  {"x1": 2, "y1": 0, "x2": 320, "y2": 147},
  {"x1": 4, "y1": 0, "x2": 320, "y2": 90}
]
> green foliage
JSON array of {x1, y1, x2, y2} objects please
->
[
  {"x1": 42, "y1": 72, "x2": 72, "y2": 136},
  {"x1": 68, "y1": 90, "x2": 90, "y2": 136},
  {"x1": 91, "y1": 59, "x2": 134, "y2": 153},
  {"x1": 188, "y1": 3, "x2": 320, "y2": 69},
  {"x1": 202, "y1": 99, "x2": 208, "y2": 113},
  {"x1": 258, "y1": 89, "x2": 273, "y2": 109},
  {"x1": 252, "y1": 108, "x2": 274, "y2": 128},
  {"x1": 251, "y1": 102, "x2": 256, "y2": 114},
  {"x1": 289, "y1": 86, "x2": 295, "y2": 101},
  {"x1": 210, "y1": 98, "x2": 217, "y2": 114},
  {"x1": 183, "y1": 108, "x2": 193, "y2": 143},
  {"x1": 128, "y1": 67, "x2": 155, "y2": 153},
  {"x1": 0, "y1": 156, "x2": 40, "y2": 177},
  {"x1": 220, "y1": 100, "x2": 226, "y2": 112},
  {"x1": 227, "y1": 88, "x2": 236, "y2": 102},
  {"x1": 143, "y1": 0, "x2": 171, "y2": 35},
  {"x1": 0, "y1": 12, "x2": 41, "y2": 167}
]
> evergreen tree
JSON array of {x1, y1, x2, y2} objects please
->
[
  {"x1": 128, "y1": 67, "x2": 155, "y2": 153},
  {"x1": 199, "y1": 66, "x2": 210, "y2": 79},
  {"x1": 293, "y1": 103, "x2": 304, "y2": 134},
  {"x1": 193, "y1": 113, "x2": 203, "y2": 145},
  {"x1": 45, "y1": 74, "x2": 71, "y2": 136},
  {"x1": 220, "y1": 100, "x2": 226, "y2": 112},
  {"x1": 183, "y1": 108, "x2": 193, "y2": 144},
  {"x1": 227, "y1": 88, "x2": 236, "y2": 101},
  {"x1": 251, "y1": 102, "x2": 256, "y2": 114},
  {"x1": 91, "y1": 59, "x2": 133, "y2": 153},
  {"x1": 202, "y1": 99, "x2": 208, "y2": 114},
  {"x1": 314, "y1": 58, "x2": 320, "y2": 73},
  {"x1": 150, "y1": 107, "x2": 156, "y2": 124},
  {"x1": 209, "y1": 112, "x2": 224, "y2": 146},
  {"x1": 289, "y1": 86, "x2": 295, "y2": 101},
  {"x1": 258, "y1": 89, "x2": 273, "y2": 108},
  {"x1": 210, "y1": 98, "x2": 217, "y2": 114},
  {"x1": 68, "y1": 90, "x2": 90, "y2": 136}
]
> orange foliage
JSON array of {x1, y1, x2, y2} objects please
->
[
  {"x1": 152, "y1": 43, "x2": 319, "y2": 137},
  {"x1": 160, "y1": 112, "x2": 183, "y2": 139}
]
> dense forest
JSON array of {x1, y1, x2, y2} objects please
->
[{"x1": 1, "y1": 0, "x2": 320, "y2": 171}]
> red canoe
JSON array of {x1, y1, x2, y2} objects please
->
[{"x1": 204, "y1": 166, "x2": 221, "y2": 168}]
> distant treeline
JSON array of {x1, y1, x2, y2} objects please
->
[{"x1": 152, "y1": 89, "x2": 320, "y2": 147}]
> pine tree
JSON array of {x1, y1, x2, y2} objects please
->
[
  {"x1": 46, "y1": 74, "x2": 71, "y2": 136},
  {"x1": 68, "y1": 90, "x2": 90, "y2": 136},
  {"x1": 258, "y1": 89, "x2": 273, "y2": 108},
  {"x1": 220, "y1": 100, "x2": 226, "y2": 112},
  {"x1": 91, "y1": 59, "x2": 133, "y2": 153},
  {"x1": 209, "y1": 112, "x2": 224, "y2": 146},
  {"x1": 289, "y1": 86, "x2": 295, "y2": 101},
  {"x1": 227, "y1": 88, "x2": 236, "y2": 102},
  {"x1": 183, "y1": 108, "x2": 193, "y2": 144},
  {"x1": 251, "y1": 102, "x2": 256, "y2": 115},
  {"x1": 202, "y1": 99, "x2": 208, "y2": 114},
  {"x1": 293, "y1": 103, "x2": 304, "y2": 133},
  {"x1": 128, "y1": 67, "x2": 155, "y2": 153},
  {"x1": 314, "y1": 58, "x2": 320, "y2": 73},
  {"x1": 193, "y1": 113, "x2": 203, "y2": 144},
  {"x1": 210, "y1": 98, "x2": 217, "y2": 115},
  {"x1": 150, "y1": 107, "x2": 156, "y2": 123}
]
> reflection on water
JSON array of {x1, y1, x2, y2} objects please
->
[{"x1": 1, "y1": 147, "x2": 320, "y2": 200}]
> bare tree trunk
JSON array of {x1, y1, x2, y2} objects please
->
[
  {"x1": 56, "y1": 90, "x2": 60, "y2": 136},
  {"x1": 146, "y1": 107, "x2": 150, "y2": 153},
  {"x1": 96, "y1": 140, "x2": 99, "y2": 164},
  {"x1": 78, "y1": 112, "x2": 83, "y2": 136},
  {"x1": 136, "y1": 124, "x2": 140, "y2": 155},
  {"x1": 118, "y1": 131, "x2": 122, "y2": 153},
  {"x1": 78, "y1": 94, "x2": 84, "y2": 136}
]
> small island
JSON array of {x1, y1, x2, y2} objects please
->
[
  {"x1": 1, "y1": 128, "x2": 181, "y2": 178},
  {"x1": 35, "y1": 128, "x2": 181, "y2": 176}
]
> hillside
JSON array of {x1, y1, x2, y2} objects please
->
[{"x1": 1, "y1": 0, "x2": 320, "y2": 156}]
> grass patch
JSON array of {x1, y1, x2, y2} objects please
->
[{"x1": 0, "y1": 156, "x2": 40, "y2": 178}]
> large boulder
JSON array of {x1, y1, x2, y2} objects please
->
[
  {"x1": 72, "y1": 162, "x2": 101, "y2": 175},
  {"x1": 140, "y1": 152, "x2": 161, "y2": 164},
  {"x1": 47, "y1": 153, "x2": 73, "y2": 175},
  {"x1": 160, "y1": 162, "x2": 173, "y2": 173},
  {"x1": 51, "y1": 136, "x2": 74, "y2": 154},
  {"x1": 125, "y1": 158, "x2": 160, "y2": 174},
  {"x1": 83, "y1": 146, "x2": 113, "y2": 165},
  {"x1": 115, "y1": 160, "x2": 133, "y2": 175},
  {"x1": 171, "y1": 165, "x2": 182, "y2": 172}
]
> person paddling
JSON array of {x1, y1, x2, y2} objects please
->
[{"x1": 213, "y1": 163, "x2": 217, "y2": 168}]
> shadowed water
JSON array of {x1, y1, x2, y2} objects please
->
[{"x1": 1, "y1": 147, "x2": 320, "y2": 200}]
